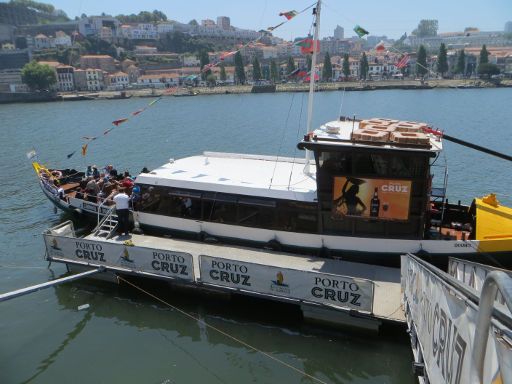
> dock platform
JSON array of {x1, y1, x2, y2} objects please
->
[{"x1": 44, "y1": 221, "x2": 404, "y2": 329}]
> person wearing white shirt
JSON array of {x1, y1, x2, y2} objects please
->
[{"x1": 113, "y1": 188, "x2": 130, "y2": 235}]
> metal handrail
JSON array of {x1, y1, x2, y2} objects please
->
[
  {"x1": 93, "y1": 205, "x2": 115, "y2": 234},
  {"x1": 471, "y1": 271, "x2": 512, "y2": 384}
]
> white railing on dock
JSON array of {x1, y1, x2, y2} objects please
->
[{"x1": 402, "y1": 254, "x2": 512, "y2": 384}]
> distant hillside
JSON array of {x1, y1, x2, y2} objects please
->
[{"x1": 0, "y1": 0, "x2": 69, "y2": 26}]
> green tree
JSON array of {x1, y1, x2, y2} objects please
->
[
  {"x1": 454, "y1": 49, "x2": 466, "y2": 75},
  {"x1": 477, "y1": 63, "x2": 500, "y2": 78},
  {"x1": 322, "y1": 52, "x2": 332, "y2": 81},
  {"x1": 412, "y1": 19, "x2": 438, "y2": 37},
  {"x1": 437, "y1": 43, "x2": 448, "y2": 77},
  {"x1": 306, "y1": 55, "x2": 312, "y2": 71},
  {"x1": 188, "y1": 19, "x2": 198, "y2": 26},
  {"x1": 234, "y1": 51, "x2": 246, "y2": 84},
  {"x1": 252, "y1": 56, "x2": 261, "y2": 81},
  {"x1": 21, "y1": 61, "x2": 56, "y2": 91},
  {"x1": 199, "y1": 50, "x2": 210, "y2": 81},
  {"x1": 479, "y1": 44, "x2": 489, "y2": 65},
  {"x1": 270, "y1": 59, "x2": 279, "y2": 83},
  {"x1": 342, "y1": 54, "x2": 350, "y2": 79},
  {"x1": 206, "y1": 73, "x2": 217, "y2": 87},
  {"x1": 416, "y1": 45, "x2": 428, "y2": 77},
  {"x1": 286, "y1": 56, "x2": 296, "y2": 75},
  {"x1": 219, "y1": 63, "x2": 227, "y2": 81},
  {"x1": 359, "y1": 52, "x2": 368, "y2": 80}
]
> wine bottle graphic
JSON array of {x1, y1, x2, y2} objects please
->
[{"x1": 370, "y1": 187, "x2": 380, "y2": 217}]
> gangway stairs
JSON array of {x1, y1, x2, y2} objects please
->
[
  {"x1": 402, "y1": 254, "x2": 512, "y2": 384},
  {"x1": 93, "y1": 207, "x2": 118, "y2": 239}
]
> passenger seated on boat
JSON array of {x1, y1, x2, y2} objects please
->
[
  {"x1": 105, "y1": 165, "x2": 118, "y2": 179},
  {"x1": 180, "y1": 197, "x2": 192, "y2": 217},
  {"x1": 92, "y1": 165, "x2": 100, "y2": 179},
  {"x1": 54, "y1": 180, "x2": 66, "y2": 200},
  {"x1": 85, "y1": 178, "x2": 100, "y2": 203}
]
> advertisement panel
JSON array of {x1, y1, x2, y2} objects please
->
[
  {"x1": 332, "y1": 176, "x2": 411, "y2": 220},
  {"x1": 44, "y1": 234, "x2": 194, "y2": 281},
  {"x1": 403, "y1": 256, "x2": 511, "y2": 384},
  {"x1": 199, "y1": 255, "x2": 374, "y2": 312}
]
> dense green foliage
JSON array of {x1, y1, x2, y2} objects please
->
[
  {"x1": 479, "y1": 44, "x2": 489, "y2": 64},
  {"x1": 219, "y1": 64, "x2": 226, "y2": 81},
  {"x1": 199, "y1": 50, "x2": 210, "y2": 81},
  {"x1": 342, "y1": 53, "x2": 350, "y2": 79},
  {"x1": 412, "y1": 20, "x2": 438, "y2": 37},
  {"x1": 157, "y1": 32, "x2": 213, "y2": 54},
  {"x1": 1, "y1": 0, "x2": 69, "y2": 25},
  {"x1": 286, "y1": 56, "x2": 295, "y2": 75},
  {"x1": 270, "y1": 59, "x2": 279, "y2": 83},
  {"x1": 416, "y1": 45, "x2": 428, "y2": 77},
  {"x1": 322, "y1": 52, "x2": 332, "y2": 81},
  {"x1": 437, "y1": 43, "x2": 448, "y2": 77},
  {"x1": 477, "y1": 63, "x2": 500, "y2": 77},
  {"x1": 21, "y1": 60, "x2": 56, "y2": 90},
  {"x1": 79, "y1": 37, "x2": 117, "y2": 58},
  {"x1": 359, "y1": 52, "x2": 368, "y2": 80},
  {"x1": 234, "y1": 51, "x2": 246, "y2": 84},
  {"x1": 116, "y1": 10, "x2": 167, "y2": 23},
  {"x1": 454, "y1": 49, "x2": 466, "y2": 75},
  {"x1": 252, "y1": 57, "x2": 261, "y2": 81}
]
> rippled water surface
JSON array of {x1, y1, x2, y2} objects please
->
[{"x1": 1, "y1": 88, "x2": 511, "y2": 383}]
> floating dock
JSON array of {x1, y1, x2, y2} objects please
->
[{"x1": 43, "y1": 220, "x2": 404, "y2": 331}]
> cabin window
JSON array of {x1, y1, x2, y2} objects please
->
[
  {"x1": 202, "y1": 193, "x2": 238, "y2": 224},
  {"x1": 278, "y1": 201, "x2": 318, "y2": 233},
  {"x1": 238, "y1": 197, "x2": 276, "y2": 228}
]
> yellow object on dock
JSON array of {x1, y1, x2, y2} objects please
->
[{"x1": 474, "y1": 195, "x2": 512, "y2": 253}]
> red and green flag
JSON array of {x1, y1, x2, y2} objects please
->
[
  {"x1": 279, "y1": 10, "x2": 297, "y2": 20},
  {"x1": 295, "y1": 38, "x2": 320, "y2": 55}
]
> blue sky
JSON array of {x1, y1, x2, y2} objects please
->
[{"x1": 44, "y1": 0, "x2": 512, "y2": 39}]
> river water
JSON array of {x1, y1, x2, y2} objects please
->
[{"x1": 1, "y1": 88, "x2": 511, "y2": 383}]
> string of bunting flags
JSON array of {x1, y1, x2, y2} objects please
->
[
  {"x1": 67, "y1": 6, "x2": 318, "y2": 160},
  {"x1": 68, "y1": 87, "x2": 175, "y2": 159},
  {"x1": 201, "y1": 3, "x2": 316, "y2": 74}
]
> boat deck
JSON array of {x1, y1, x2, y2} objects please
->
[{"x1": 85, "y1": 232, "x2": 404, "y2": 322}]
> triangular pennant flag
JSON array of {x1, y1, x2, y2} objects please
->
[
  {"x1": 353, "y1": 25, "x2": 369, "y2": 38},
  {"x1": 279, "y1": 10, "x2": 297, "y2": 20},
  {"x1": 81, "y1": 143, "x2": 88, "y2": 156},
  {"x1": 267, "y1": 22, "x2": 285, "y2": 31},
  {"x1": 67, "y1": 150, "x2": 76, "y2": 159},
  {"x1": 148, "y1": 98, "x2": 161, "y2": 107},
  {"x1": 132, "y1": 109, "x2": 145, "y2": 116},
  {"x1": 295, "y1": 39, "x2": 310, "y2": 48},
  {"x1": 112, "y1": 118, "x2": 129, "y2": 126}
]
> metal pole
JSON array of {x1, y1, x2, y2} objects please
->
[
  {"x1": 0, "y1": 267, "x2": 105, "y2": 303},
  {"x1": 471, "y1": 271, "x2": 512, "y2": 384},
  {"x1": 304, "y1": 0, "x2": 321, "y2": 175}
]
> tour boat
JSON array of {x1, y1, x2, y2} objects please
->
[{"x1": 33, "y1": 1, "x2": 512, "y2": 269}]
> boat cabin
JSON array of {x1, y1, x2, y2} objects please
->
[
  {"x1": 299, "y1": 117, "x2": 442, "y2": 240},
  {"x1": 133, "y1": 117, "x2": 443, "y2": 242}
]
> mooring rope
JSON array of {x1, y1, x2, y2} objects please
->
[{"x1": 116, "y1": 275, "x2": 329, "y2": 384}]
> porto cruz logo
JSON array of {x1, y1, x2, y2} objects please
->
[
  {"x1": 270, "y1": 271, "x2": 290, "y2": 294},
  {"x1": 51, "y1": 238, "x2": 61, "y2": 250}
]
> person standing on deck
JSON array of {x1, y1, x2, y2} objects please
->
[{"x1": 113, "y1": 187, "x2": 130, "y2": 236}]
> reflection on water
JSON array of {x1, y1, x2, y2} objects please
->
[{"x1": 2, "y1": 89, "x2": 511, "y2": 383}]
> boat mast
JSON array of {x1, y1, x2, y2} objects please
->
[{"x1": 304, "y1": 0, "x2": 321, "y2": 175}]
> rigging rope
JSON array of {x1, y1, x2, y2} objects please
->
[{"x1": 116, "y1": 275, "x2": 329, "y2": 384}]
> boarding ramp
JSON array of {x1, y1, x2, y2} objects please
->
[{"x1": 402, "y1": 254, "x2": 512, "y2": 384}]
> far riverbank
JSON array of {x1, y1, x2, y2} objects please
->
[
  {"x1": 2, "y1": 78, "x2": 510, "y2": 104},
  {"x1": 73, "y1": 78, "x2": 512, "y2": 99}
]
